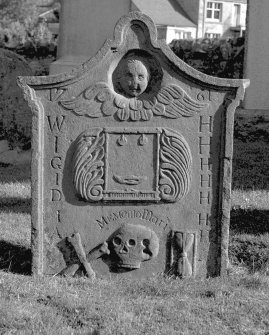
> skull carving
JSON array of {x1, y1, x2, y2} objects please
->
[{"x1": 107, "y1": 223, "x2": 159, "y2": 270}]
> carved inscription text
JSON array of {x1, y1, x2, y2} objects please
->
[
  {"x1": 48, "y1": 115, "x2": 65, "y2": 222},
  {"x1": 95, "y1": 208, "x2": 170, "y2": 231}
]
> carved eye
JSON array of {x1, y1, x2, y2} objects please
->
[
  {"x1": 142, "y1": 239, "x2": 150, "y2": 247},
  {"x1": 142, "y1": 239, "x2": 152, "y2": 257},
  {"x1": 138, "y1": 75, "x2": 144, "y2": 80},
  {"x1": 113, "y1": 236, "x2": 122, "y2": 246},
  {"x1": 128, "y1": 239, "x2": 136, "y2": 247}
]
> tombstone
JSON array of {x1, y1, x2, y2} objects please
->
[
  {"x1": 18, "y1": 12, "x2": 249, "y2": 279},
  {"x1": 0, "y1": 49, "x2": 33, "y2": 140},
  {"x1": 50, "y1": 0, "x2": 131, "y2": 74}
]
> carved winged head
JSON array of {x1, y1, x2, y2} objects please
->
[{"x1": 60, "y1": 49, "x2": 208, "y2": 122}]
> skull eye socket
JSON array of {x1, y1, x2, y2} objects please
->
[
  {"x1": 128, "y1": 239, "x2": 136, "y2": 247},
  {"x1": 113, "y1": 236, "x2": 122, "y2": 246}
]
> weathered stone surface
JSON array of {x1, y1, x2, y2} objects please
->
[
  {"x1": 0, "y1": 49, "x2": 33, "y2": 139},
  {"x1": 18, "y1": 12, "x2": 249, "y2": 279}
]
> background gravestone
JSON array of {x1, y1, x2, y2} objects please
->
[
  {"x1": 19, "y1": 12, "x2": 248, "y2": 279},
  {"x1": 244, "y1": 0, "x2": 269, "y2": 110},
  {"x1": 50, "y1": 0, "x2": 131, "y2": 74},
  {"x1": 0, "y1": 49, "x2": 33, "y2": 143}
]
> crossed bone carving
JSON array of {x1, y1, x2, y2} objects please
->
[{"x1": 60, "y1": 232, "x2": 110, "y2": 279}]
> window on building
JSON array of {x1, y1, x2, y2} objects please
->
[
  {"x1": 184, "y1": 32, "x2": 192, "y2": 39},
  {"x1": 205, "y1": 33, "x2": 221, "y2": 39},
  {"x1": 234, "y1": 4, "x2": 241, "y2": 26},
  {"x1": 175, "y1": 31, "x2": 192, "y2": 39},
  {"x1": 206, "y1": 2, "x2": 222, "y2": 21}
]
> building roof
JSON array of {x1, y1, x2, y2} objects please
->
[{"x1": 131, "y1": 0, "x2": 196, "y2": 27}]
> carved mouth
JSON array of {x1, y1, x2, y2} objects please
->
[
  {"x1": 116, "y1": 263, "x2": 141, "y2": 269},
  {"x1": 113, "y1": 175, "x2": 147, "y2": 185},
  {"x1": 129, "y1": 88, "x2": 141, "y2": 96}
]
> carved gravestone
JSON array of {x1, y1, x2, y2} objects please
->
[
  {"x1": 18, "y1": 12, "x2": 249, "y2": 279},
  {"x1": 0, "y1": 49, "x2": 33, "y2": 139}
]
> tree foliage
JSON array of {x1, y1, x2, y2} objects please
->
[
  {"x1": 170, "y1": 37, "x2": 245, "y2": 79},
  {"x1": 0, "y1": 0, "x2": 58, "y2": 59},
  {"x1": 0, "y1": 0, "x2": 39, "y2": 24}
]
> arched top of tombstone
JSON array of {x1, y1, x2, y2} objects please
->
[
  {"x1": 18, "y1": 11, "x2": 249, "y2": 91},
  {"x1": 0, "y1": 48, "x2": 32, "y2": 74}
]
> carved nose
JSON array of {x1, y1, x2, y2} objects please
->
[
  {"x1": 119, "y1": 244, "x2": 129, "y2": 254},
  {"x1": 132, "y1": 82, "x2": 138, "y2": 89}
]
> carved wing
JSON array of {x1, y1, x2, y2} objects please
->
[
  {"x1": 159, "y1": 128, "x2": 192, "y2": 202},
  {"x1": 72, "y1": 128, "x2": 105, "y2": 201},
  {"x1": 155, "y1": 85, "x2": 208, "y2": 118},
  {"x1": 60, "y1": 82, "x2": 117, "y2": 118},
  {"x1": 60, "y1": 83, "x2": 207, "y2": 121}
]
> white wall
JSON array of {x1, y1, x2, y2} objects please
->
[
  {"x1": 165, "y1": 26, "x2": 197, "y2": 43},
  {"x1": 244, "y1": 0, "x2": 269, "y2": 109}
]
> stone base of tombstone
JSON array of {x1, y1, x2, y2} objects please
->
[{"x1": 18, "y1": 12, "x2": 249, "y2": 279}]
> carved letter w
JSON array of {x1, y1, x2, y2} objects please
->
[{"x1": 47, "y1": 115, "x2": 66, "y2": 132}]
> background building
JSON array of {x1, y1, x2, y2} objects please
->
[
  {"x1": 131, "y1": 0, "x2": 247, "y2": 42},
  {"x1": 131, "y1": 0, "x2": 197, "y2": 43},
  {"x1": 42, "y1": 0, "x2": 247, "y2": 44},
  {"x1": 201, "y1": 0, "x2": 247, "y2": 39}
]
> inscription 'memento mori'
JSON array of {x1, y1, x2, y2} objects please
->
[
  {"x1": 72, "y1": 127, "x2": 192, "y2": 203},
  {"x1": 95, "y1": 208, "x2": 169, "y2": 230}
]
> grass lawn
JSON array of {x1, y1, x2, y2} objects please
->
[{"x1": 0, "y1": 110, "x2": 269, "y2": 334}]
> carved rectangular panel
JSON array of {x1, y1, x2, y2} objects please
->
[
  {"x1": 72, "y1": 127, "x2": 192, "y2": 203},
  {"x1": 105, "y1": 129, "x2": 159, "y2": 201}
]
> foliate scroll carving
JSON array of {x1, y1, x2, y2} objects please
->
[
  {"x1": 172, "y1": 231, "x2": 197, "y2": 278},
  {"x1": 159, "y1": 129, "x2": 192, "y2": 202},
  {"x1": 72, "y1": 128, "x2": 105, "y2": 201},
  {"x1": 72, "y1": 127, "x2": 192, "y2": 203},
  {"x1": 60, "y1": 82, "x2": 208, "y2": 122}
]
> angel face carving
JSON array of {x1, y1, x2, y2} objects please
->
[{"x1": 118, "y1": 58, "x2": 149, "y2": 98}]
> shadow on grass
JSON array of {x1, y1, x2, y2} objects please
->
[
  {"x1": 0, "y1": 197, "x2": 31, "y2": 214},
  {"x1": 230, "y1": 208, "x2": 269, "y2": 235},
  {"x1": 233, "y1": 110, "x2": 269, "y2": 190},
  {"x1": 0, "y1": 240, "x2": 31, "y2": 275},
  {"x1": 230, "y1": 208, "x2": 269, "y2": 273},
  {"x1": 0, "y1": 163, "x2": 31, "y2": 183}
]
